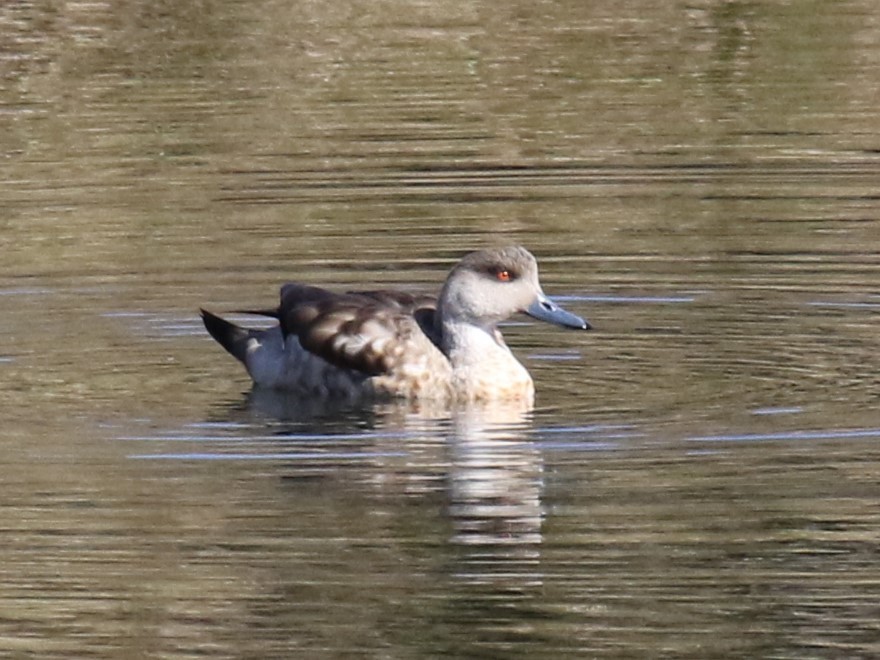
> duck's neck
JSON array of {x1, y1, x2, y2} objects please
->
[
  {"x1": 436, "y1": 315, "x2": 534, "y2": 401},
  {"x1": 439, "y1": 316, "x2": 508, "y2": 366}
]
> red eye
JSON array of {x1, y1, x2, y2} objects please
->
[{"x1": 496, "y1": 270, "x2": 510, "y2": 282}]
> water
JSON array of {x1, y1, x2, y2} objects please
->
[{"x1": 2, "y1": 0, "x2": 880, "y2": 657}]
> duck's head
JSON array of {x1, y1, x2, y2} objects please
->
[{"x1": 437, "y1": 246, "x2": 590, "y2": 331}]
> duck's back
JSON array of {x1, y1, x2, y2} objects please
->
[{"x1": 275, "y1": 284, "x2": 453, "y2": 399}]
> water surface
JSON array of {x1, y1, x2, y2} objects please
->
[{"x1": 2, "y1": 1, "x2": 880, "y2": 657}]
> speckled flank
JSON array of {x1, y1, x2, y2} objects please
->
[{"x1": 202, "y1": 246, "x2": 588, "y2": 402}]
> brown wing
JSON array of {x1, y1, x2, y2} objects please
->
[{"x1": 278, "y1": 283, "x2": 439, "y2": 376}]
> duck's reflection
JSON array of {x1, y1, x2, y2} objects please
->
[
  {"x1": 446, "y1": 404, "x2": 543, "y2": 548},
  {"x1": 239, "y1": 389, "x2": 545, "y2": 547},
  {"x1": 216, "y1": 390, "x2": 547, "y2": 585},
  {"x1": 244, "y1": 385, "x2": 372, "y2": 419}
]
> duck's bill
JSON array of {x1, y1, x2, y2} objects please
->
[{"x1": 526, "y1": 295, "x2": 591, "y2": 330}]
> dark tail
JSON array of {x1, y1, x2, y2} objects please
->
[{"x1": 200, "y1": 309, "x2": 251, "y2": 364}]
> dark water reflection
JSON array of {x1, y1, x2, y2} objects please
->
[{"x1": 2, "y1": 0, "x2": 880, "y2": 657}]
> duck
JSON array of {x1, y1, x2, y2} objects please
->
[{"x1": 200, "y1": 246, "x2": 589, "y2": 402}]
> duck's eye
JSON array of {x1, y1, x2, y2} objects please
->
[{"x1": 488, "y1": 266, "x2": 512, "y2": 282}]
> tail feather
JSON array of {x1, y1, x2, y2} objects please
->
[{"x1": 200, "y1": 308, "x2": 251, "y2": 364}]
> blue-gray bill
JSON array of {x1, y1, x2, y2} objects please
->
[{"x1": 526, "y1": 295, "x2": 591, "y2": 330}]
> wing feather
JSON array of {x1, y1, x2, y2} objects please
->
[{"x1": 277, "y1": 283, "x2": 440, "y2": 377}]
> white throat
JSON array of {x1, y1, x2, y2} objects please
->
[{"x1": 441, "y1": 320, "x2": 507, "y2": 365}]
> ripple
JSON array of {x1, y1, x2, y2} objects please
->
[
  {"x1": 807, "y1": 301, "x2": 880, "y2": 309},
  {"x1": 750, "y1": 406, "x2": 804, "y2": 416},
  {"x1": 687, "y1": 427, "x2": 880, "y2": 443},
  {"x1": 129, "y1": 450, "x2": 408, "y2": 461},
  {"x1": 559, "y1": 294, "x2": 700, "y2": 304}
]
